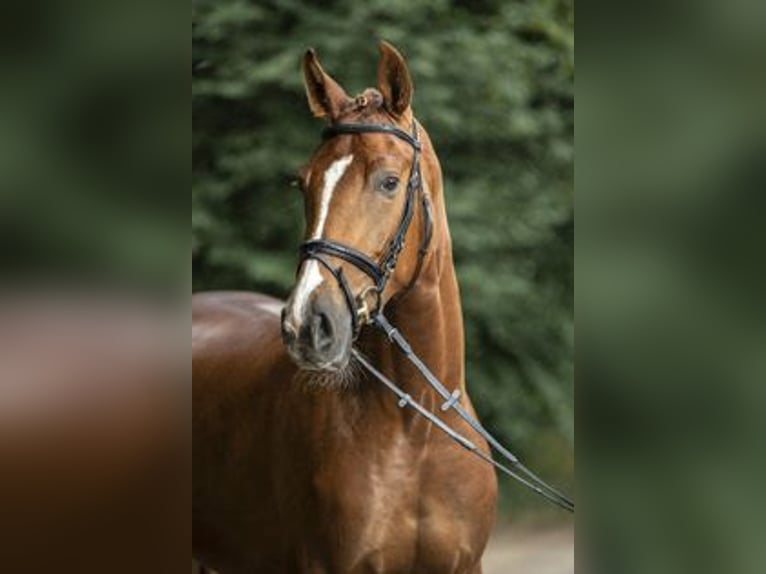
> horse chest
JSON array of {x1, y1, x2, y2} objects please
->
[{"x1": 302, "y1": 439, "x2": 489, "y2": 574}]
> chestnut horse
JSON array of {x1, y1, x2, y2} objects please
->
[{"x1": 193, "y1": 42, "x2": 497, "y2": 573}]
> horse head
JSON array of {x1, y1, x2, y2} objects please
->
[{"x1": 282, "y1": 41, "x2": 437, "y2": 373}]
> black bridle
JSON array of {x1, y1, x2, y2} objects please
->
[
  {"x1": 296, "y1": 120, "x2": 574, "y2": 513},
  {"x1": 299, "y1": 121, "x2": 432, "y2": 336}
]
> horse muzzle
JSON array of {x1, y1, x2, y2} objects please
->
[{"x1": 281, "y1": 288, "x2": 352, "y2": 372}]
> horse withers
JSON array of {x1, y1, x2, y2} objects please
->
[{"x1": 192, "y1": 42, "x2": 497, "y2": 573}]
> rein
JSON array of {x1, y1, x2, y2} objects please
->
[
  {"x1": 298, "y1": 120, "x2": 574, "y2": 513},
  {"x1": 361, "y1": 314, "x2": 575, "y2": 513}
]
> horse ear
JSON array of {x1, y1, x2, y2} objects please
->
[
  {"x1": 377, "y1": 41, "x2": 413, "y2": 117},
  {"x1": 302, "y1": 49, "x2": 350, "y2": 120}
]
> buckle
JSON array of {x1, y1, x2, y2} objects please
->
[
  {"x1": 357, "y1": 300, "x2": 370, "y2": 325},
  {"x1": 440, "y1": 389, "x2": 462, "y2": 411},
  {"x1": 356, "y1": 285, "x2": 381, "y2": 326}
]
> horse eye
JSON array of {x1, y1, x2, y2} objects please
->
[{"x1": 380, "y1": 175, "x2": 400, "y2": 193}]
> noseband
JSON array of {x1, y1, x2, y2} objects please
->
[{"x1": 298, "y1": 121, "x2": 432, "y2": 336}]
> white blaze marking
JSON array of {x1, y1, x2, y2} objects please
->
[
  {"x1": 289, "y1": 154, "x2": 353, "y2": 323},
  {"x1": 311, "y1": 154, "x2": 353, "y2": 239}
]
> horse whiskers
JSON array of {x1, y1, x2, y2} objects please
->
[
  {"x1": 295, "y1": 355, "x2": 363, "y2": 390},
  {"x1": 342, "y1": 354, "x2": 364, "y2": 386}
]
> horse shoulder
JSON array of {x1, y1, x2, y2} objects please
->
[{"x1": 413, "y1": 424, "x2": 498, "y2": 573}]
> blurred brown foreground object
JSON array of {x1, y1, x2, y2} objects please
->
[{"x1": 0, "y1": 293, "x2": 189, "y2": 574}]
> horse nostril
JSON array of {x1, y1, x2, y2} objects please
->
[{"x1": 312, "y1": 311, "x2": 335, "y2": 352}]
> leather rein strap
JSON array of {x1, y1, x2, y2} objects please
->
[
  {"x1": 298, "y1": 120, "x2": 574, "y2": 513},
  {"x1": 365, "y1": 313, "x2": 575, "y2": 513}
]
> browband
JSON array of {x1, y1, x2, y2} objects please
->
[{"x1": 323, "y1": 123, "x2": 422, "y2": 151}]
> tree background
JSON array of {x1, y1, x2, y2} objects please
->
[{"x1": 193, "y1": 0, "x2": 573, "y2": 517}]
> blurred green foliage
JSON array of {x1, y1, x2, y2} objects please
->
[
  {"x1": 580, "y1": 1, "x2": 766, "y2": 571},
  {"x1": 193, "y1": 0, "x2": 573, "y2": 510},
  {"x1": 0, "y1": 0, "x2": 186, "y2": 293}
]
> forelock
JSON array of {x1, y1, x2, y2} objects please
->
[{"x1": 337, "y1": 88, "x2": 385, "y2": 121}]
